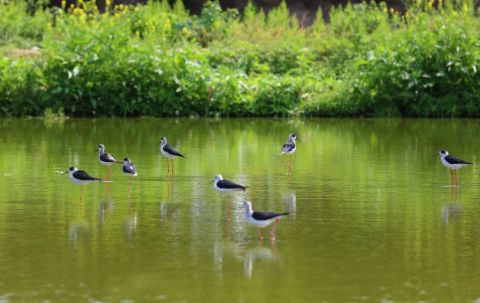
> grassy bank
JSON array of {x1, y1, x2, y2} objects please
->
[{"x1": 1, "y1": 0, "x2": 479, "y2": 117}]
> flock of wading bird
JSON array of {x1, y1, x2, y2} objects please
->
[
  {"x1": 61, "y1": 134, "x2": 471, "y2": 239},
  {"x1": 61, "y1": 134, "x2": 300, "y2": 239}
]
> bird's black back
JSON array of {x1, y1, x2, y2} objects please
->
[
  {"x1": 73, "y1": 170, "x2": 100, "y2": 181},
  {"x1": 123, "y1": 163, "x2": 137, "y2": 174},
  {"x1": 445, "y1": 155, "x2": 472, "y2": 165},
  {"x1": 252, "y1": 211, "x2": 289, "y2": 221},
  {"x1": 282, "y1": 141, "x2": 295, "y2": 153},
  {"x1": 163, "y1": 144, "x2": 185, "y2": 158},
  {"x1": 217, "y1": 179, "x2": 247, "y2": 190},
  {"x1": 100, "y1": 153, "x2": 118, "y2": 163}
]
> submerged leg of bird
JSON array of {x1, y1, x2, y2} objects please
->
[
  {"x1": 450, "y1": 169, "x2": 453, "y2": 187},
  {"x1": 128, "y1": 176, "x2": 132, "y2": 197},
  {"x1": 270, "y1": 218, "x2": 280, "y2": 239},
  {"x1": 103, "y1": 166, "x2": 108, "y2": 181},
  {"x1": 172, "y1": 159, "x2": 175, "y2": 179},
  {"x1": 227, "y1": 195, "x2": 231, "y2": 220}
]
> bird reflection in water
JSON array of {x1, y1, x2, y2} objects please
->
[
  {"x1": 442, "y1": 187, "x2": 463, "y2": 225},
  {"x1": 98, "y1": 197, "x2": 114, "y2": 229},
  {"x1": 165, "y1": 176, "x2": 174, "y2": 197},
  {"x1": 123, "y1": 212, "x2": 137, "y2": 243},
  {"x1": 282, "y1": 189, "x2": 296, "y2": 220},
  {"x1": 244, "y1": 240, "x2": 279, "y2": 278},
  {"x1": 69, "y1": 204, "x2": 90, "y2": 250}
]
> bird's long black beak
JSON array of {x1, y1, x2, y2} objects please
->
[
  {"x1": 297, "y1": 138, "x2": 301, "y2": 141},
  {"x1": 209, "y1": 180, "x2": 214, "y2": 184},
  {"x1": 61, "y1": 171, "x2": 69, "y2": 175},
  {"x1": 432, "y1": 154, "x2": 439, "y2": 157},
  {"x1": 94, "y1": 148, "x2": 98, "y2": 153}
]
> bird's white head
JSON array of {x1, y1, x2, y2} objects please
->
[
  {"x1": 97, "y1": 144, "x2": 105, "y2": 154},
  {"x1": 160, "y1": 137, "x2": 167, "y2": 147},
  {"x1": 289, "y1": 133, "x2": 298, "y2": 141},
  {"x1": 124, "y1": 158, "x2": 131, "y2": 164},
  {"x1": 69, "y1": 167, "x2": 78, "y2": 175},
  {"x1": 214, "y1": 174, "x2": 223, "y2": 182},
  {"x1": 435, "y1": 150, "x2": 449, "y2": 158},
  {"x1": 244, "y1": 201, "x2": 253, "y2": 215}
]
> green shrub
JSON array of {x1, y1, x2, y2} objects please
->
[{"x1": 1, "y1": 0, "x2": 480, "y2": 117}]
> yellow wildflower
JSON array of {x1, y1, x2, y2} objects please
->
[
  {"x1": 390, "y1": 8, "x2": 394, "y2": 14},
  {"x1": 119, "y1": 4, "x2": 124, "y2": 10},
  {"x1": 61, "y1": 0, "x2": 66, "y2": 9},
  {"x1": 383, "y1": 8, "x2": 387, "y2": 14},
  {"x1": 134, "y1": 6, "x2": 139, "y2": 12},
  {"x1": 136, "y1": 31, "x2": 140, "y2": 38},
  {"x1": 106, "y1": 0, "x2": 111, "y2": 7},
  {"x1": 463, "y1": 3, "x2": 468, "y2": 14}
]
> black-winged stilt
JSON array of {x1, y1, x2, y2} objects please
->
[
  {"x1": 434, "y1": 150, "x2": 472, "y2": 187},
  {"x1": 122, "y1": 158, "x2": 137, "y2": 197},
  {"x1": 96, "y1": 144, "x2": 122, "y2": 181},
  {"x1": 212, "y1": 174, "x2": 247, "y2": 220},
  {"x1": 280, "y1": 133, "x2": 300, "y2": 173},
  {"x1": 160, "y1": 137, "x2": 185, "y2": 178},
  {"x1": 244, "y1": 201, "x2": 288, "y2": 240}
]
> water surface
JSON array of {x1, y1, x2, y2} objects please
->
[{"x1": 1, "y1": 118, "x2": 480, "y2": 302}]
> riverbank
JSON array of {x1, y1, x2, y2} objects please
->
[{"x1": 1, "y1": 0, "x2": 479, "y2": 117}]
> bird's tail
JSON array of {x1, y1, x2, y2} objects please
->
[{"x1": 100, "y1": 180, "x2": 115, "y2": 183}]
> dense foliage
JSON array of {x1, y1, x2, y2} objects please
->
[{"x1": 1, "y1": 0, "x2": 479, "y2": 117}]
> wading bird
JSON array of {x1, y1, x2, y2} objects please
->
[
  {"x1": 122, "y1": 158, "x2": 137, "y2": 197},
  {"x1": 280, "y1": 133, "x2": 300, "y2": 173},
  {"x1": 63, "y1": 167, "x2": 102, "y2": 203},
  {"x1": 434, "y1": 150, "x2": 472, "y2": 187},
  {"x1": 244, "y1": 201, "x2": 288, "y2": 240},
  {"x1": 212, "y1": 174, "x2": 247, "y2": 220},
  {"x1": 160, "y1": 137, "x2": 185, "y2": 178},
  {"x1": 96, "y1": 144, "x2": 122, "y2": 181}
]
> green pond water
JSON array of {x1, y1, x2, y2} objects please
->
[{"x1": 1, "y1": 118, "x2": 480, "y2": 302}]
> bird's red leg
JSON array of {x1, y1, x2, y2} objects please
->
[
  {"x1": 270, "y1": 218, "x2": 279, "y2": 239},
  {"x1": 450, "y1": 169, "x2": 453, "y2": 187},
  {"x1": 281, "y1": 154, "x2": 287, "y2": 167},
  {"x1": 455, "y1": 170, "x2": 458, "y2": 187},
  {"x1": 103, "y1": 166, "x2": 108, "y2": 181},
  {"x1": 166, "y1": 158, "x2": 169, "y2": 177},
  {"x1": 172, "y1": 159, "x2": 175, "y2": 180},
  {"x1": 289, "y1": 154, "x2": 293, "y2": 171},
  {"x1": 128, "y1": 176, "x2": 132, "y2": 197},
  {"x1": 260, "y1": 228, "x2": 264, "y2": 239}
]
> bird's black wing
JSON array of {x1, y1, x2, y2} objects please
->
[
  {"x1": 252, "y1": 211, "x2": 289, "y2": 221},
  {"x1": 217, "y1": 179, "x2": 247, "y2": 190},
  {"x1": 281, "y1": 141, "x2": 295, "y2": 154},
  {"x1": 73, "y1": 170, "x2": 101, "y2": 181},
  {"x1": 164, "y1": 144, "x2": 186, "y2": 158},
  {"x1": 123, "y1": 163, "x2": 137, "y2": 174},
  {"x1": 100, "y1": 153, "x2": 119, "y2": 163},
  {"x1": 445, "y1": 155, "x2": 472, "y2": 165}
]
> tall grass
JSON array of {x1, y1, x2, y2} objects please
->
[{"x1": 1, "y1": 0, "x2": 480, "y2": 117}]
